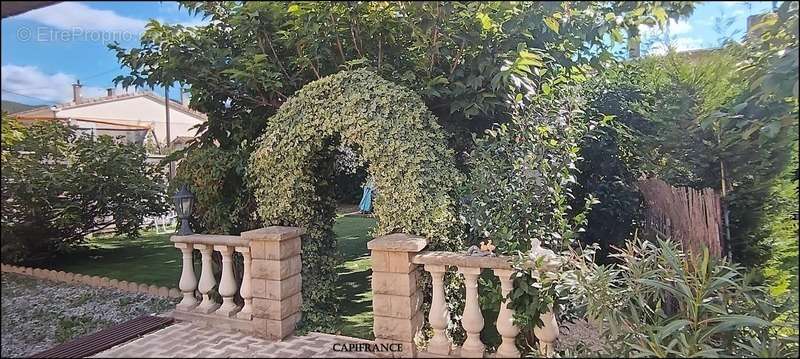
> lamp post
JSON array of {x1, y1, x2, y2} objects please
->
[{"x1": 173, "y1": 185, "x2": 195, "y2": 236}]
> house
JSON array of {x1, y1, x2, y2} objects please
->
[{"x1": 13, "y1": 82, "x2": 207, "y2": 153}]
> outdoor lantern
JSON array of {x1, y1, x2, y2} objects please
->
[{"x1": 173, "y1": 185, "x2": 195, "y2": 236}]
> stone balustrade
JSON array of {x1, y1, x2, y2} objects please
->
[
  {"x1": 368, "y1": 234, "x2": 560, "y2": 358},
  {"x1": 170, "y1": 226, "x2": 304, "y2": 341}
]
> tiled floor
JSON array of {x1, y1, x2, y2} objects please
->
[{"x1": 93, "y1": 321, "x2": 377, "y2": 358}]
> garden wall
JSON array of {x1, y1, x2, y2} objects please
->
[{"x1": 0, "y1": 263, "x2": 181, "y2": 299}]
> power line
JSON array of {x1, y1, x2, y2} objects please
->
[
  {"x1": 1, "y1": 68, "x2": 122, "y2": 93},
  {"x1": 81, "y1": 67, "x2": 122, "y2": 81},
  {"x1": 0, "y1": 89, "x2": 57, "y2": 104}
]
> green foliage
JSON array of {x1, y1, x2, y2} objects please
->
[
  {"x1": 1, "y1": 114, "x2": 26, "y2": 163},
  {"x1": 172, "y1": 145, "x2": 258, "y2": 234},
  {"x1": 635, "y1": 51, "x2": 744, "y2": 188},
  {"x1": 332, "y1": 145, "x2": 368, "y2": 204},
  {"x1": 734, "y1": 1, "x2": 798, "y2": 121},
  {"x1": 566, "y1": 238, "x2": 799, "y2": 358},
  {"x1": 574, "y1": 65, "x2": 655, "y2": 262},
  {"x1": 582, "y1": 48, "x2": 797, "y2": 272},
  {"x1": 110, "y1": 2, "x2": 693, "y2": 232},
  {"x1": 712, "y1": 2, "x2": 798, "y2": 270},
  {"x1": 762, "y1": 143, "x2": 799, "y2": 299},
  {"x1": 248, "y1": 69, "x2": 463, "y2": 329},
  {"x1": 1, "y1": 119, "x2": 169, "y2": 263},
  {"x1": 114, "y1": 1, "x2": 692, "y2": 135},
  {"x1": 461, "y1": 87, "x2": 593, "y2": 254},
  {"x1": 460, "y1": 87, "x2": 599, "y2": 353}
]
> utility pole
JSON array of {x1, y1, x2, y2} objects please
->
[{"x1": 165, "y1": 86, "x2": 174, "y2": 179}]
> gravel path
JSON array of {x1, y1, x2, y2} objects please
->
[
  {"x1": 1, "y1": 273, "x2": 176, "y2": 358},
  {"x1": 559, "y1": 319, "x2": 605, "y2": 355}
]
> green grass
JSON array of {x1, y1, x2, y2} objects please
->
[
  {"x1": 39, "y1": 217, "x2": 378, "y2": 339},
  {"x1": 332, "y1": 215, "x2": 377, "y2": 339},
  {"x1": 43, "y1": 230, "x2": 180, "y2": 287},
  {"x1": 47, "y1": 221, "x2": 513, "y2": 344}
]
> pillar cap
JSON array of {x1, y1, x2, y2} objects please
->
[
  {"x1": 171, "y1": 234, "x2": 249, "y2": 247},
  {"x1": 368, "y1": 233, "x2": 427, "y2": 252},
  {"x1": 241, "y1": 226, "x2": 305, "y2": 242}
]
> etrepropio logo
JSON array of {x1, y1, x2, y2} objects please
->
[{"x1": 332, "y1": 342, "x2": 404, "y2": 353}]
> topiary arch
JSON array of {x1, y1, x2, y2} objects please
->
[{"x1": 248, "y1": 69, "x2": 463, "y2": 326}]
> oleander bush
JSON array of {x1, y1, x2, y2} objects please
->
[{"x1": 564, "y1": 237, "x2": 799, "y2": 358}]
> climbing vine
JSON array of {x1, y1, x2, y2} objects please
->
[{"x1": 248, "y1": 69, "x2": 463, "y2": 328}]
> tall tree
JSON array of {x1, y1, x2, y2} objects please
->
[{"x1": 111, "y1": 1, "x2": 693, "y2": 235}]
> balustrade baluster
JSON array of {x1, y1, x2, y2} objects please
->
[
  {"x1": 236, "y1": 246, "x2": 253, "y2": 320},
  {"x1": 425, "y1": 264, "x2": 451, "y2": 355},
  {"x1": 195, "y1": 244, "x2": 220, "y2": 314},
  {"x1": 494, "y1": 269, "x2": 521, "y2": 358},
  {"x1": 458, "y1": 267, "x2": 485, "y2": 357},
  {"x1": 175, "y1": 243, "x2": 198, "y2": 311},
  {"x1": 214, "y1": 245, "x2": 240, "y2": 317},
  {"x1": 534, "y1": 307, "x2": 559, "y2": 357}
]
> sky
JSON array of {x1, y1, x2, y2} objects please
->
[{"x1": 0, "y1": 1, "x2": 777, "y2": 106}]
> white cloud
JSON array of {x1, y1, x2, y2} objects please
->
[
  {"x1": 1, "y1": 64, "x2": 130, "y2": 104},
  {"x1": 16, "y1": 2, "x2": 147, "y2": 33},
  {"x1": 639, "y1": 18, "x2": 693, "y2": 37},
  {"x1": 646, "y1": 37, "x2": 705, "y2": 56},
  {"x1": 156, "y1": 17, "x2": 211, "y2": 28},
  {"x1": 670, "y1": 19, "x2": 693, "y2": 35},
  {"x1": 675, "y1": 37, "x2": 705, "y2": 51}
]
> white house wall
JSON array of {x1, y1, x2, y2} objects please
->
[{"x1": 55, "y1": 96, "x2": 204, "y2": 145}]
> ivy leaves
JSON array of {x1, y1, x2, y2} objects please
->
[{"x1": 248, "y1": 70, "x2": 463, "y2": 329}]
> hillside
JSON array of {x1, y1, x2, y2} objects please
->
[{"x1": 1, "y1": 100, "x2": 41, "y2": 114}]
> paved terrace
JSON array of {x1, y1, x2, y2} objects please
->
[{"x1": 93, "y1": 321, "x2": 378, "y2": 358}]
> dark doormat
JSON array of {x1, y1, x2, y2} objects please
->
[{"x1": 29, "y1": 315, "x2": 174, "y2": 358}]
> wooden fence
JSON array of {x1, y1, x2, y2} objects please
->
[{"x1": 638, "y1": 178, "x2": 723, "y2": 258}]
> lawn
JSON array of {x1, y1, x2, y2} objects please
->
[
  {"x1": 40, "y1": 216, "x2": 378, "y2": 339},
  {"x1": 43, "y1": 230, "x2": 180, "y2": 287},
  {"x1": 331, "y1": 215, "x2": 376, "y2": 339}
]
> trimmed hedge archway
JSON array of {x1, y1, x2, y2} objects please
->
[{"x1": 248, "y1": 69, "x2": 463, "y2": 326}]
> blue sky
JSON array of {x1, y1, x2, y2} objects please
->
[{"x1": 1, "y1": 1, "x2": 777, "y2": 105}]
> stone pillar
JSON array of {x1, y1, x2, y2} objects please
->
[
  {"x1": 236, "y1": 246, "x2": 253, "y2": 320},
  {"x1": 368, "y1": 233, "x2": 427, "y2": 358},
  {"x1": 241, "y1": 226, "x2": 304, "y2": 340},
  {"x1": 425, "y1": 264, "x2": 451, "y2": 355}
]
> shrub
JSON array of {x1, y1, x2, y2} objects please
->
[
  {"x1": 461, "y1": 88, "x2": 599, "y2": 352},
  {"x1": 461, "y1": 87, "x2": 594, "y2": 254},
  {"x1": 172, "y1": 145, "x2": 258, "y2": 234},
  {"x1": 574, "y1": 64, "x2": 654, "y2": 262},
  {"x1": 1, "y1": 118, "x2": 169, "y2": 263},
  {"x1": 565, "y1": 237, "x2": 799, "y2": 357}
]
